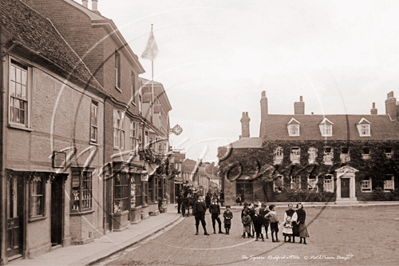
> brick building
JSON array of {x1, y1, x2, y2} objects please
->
[
  {"x1": 0, "y1": 0, "x2": 106, "y2": 263},
  {"x1": 218, "y1": 91, "x2": 399, "y2": 206},
  {"x1": 26, "y1": 0, "x2": 174, "y2": 234}
]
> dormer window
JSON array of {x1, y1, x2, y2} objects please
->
[
  {"x1": 287, "y1": 118, "x2": 300, "y2": 136},
  {"x1": 357, "y1": 118, "x2": 371, "y2": 137},
  {"x1": 319, "y1": 118, "x2": 333, "y2": 137}
]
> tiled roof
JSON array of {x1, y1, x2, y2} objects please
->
[
  {"x1": 263, "y1": 114, "x2": 399, "y2": 141},
  {"x1": 231, "y1": 137, "x2": 262, "y2": 148},
  {"x1": 0, "y1": 0, "x2": 104, "y2": 93}
]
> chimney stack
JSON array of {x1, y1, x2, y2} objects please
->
[
  {"x1": 385, "y1": 91, "x2": 397, "y2": 120},
  {"x1": 82, "y1": 0, "x2": 88, "y2": 8},
  {"x1": 240, "y1": 112, "x2": 250, "y2": 138},
  {"x1": 370, "y1": 102, "x2": 378, "y2": 115},
  {"x1": 92, "y1": 0, "x2": 98, "y2": 11},
  {"x1": 294, "y1": 96, "x2": 305, "y2": 114},
  {"x1": 260, "y1": 91, "x2": 268, "y2": 138}
]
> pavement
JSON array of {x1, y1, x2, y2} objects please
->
[{"x1": 9, "y1": 201, "x2": 399, "y2": 266}]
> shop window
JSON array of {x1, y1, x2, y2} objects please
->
[
  {"x1": 130, "y1": 174, "x2": 143, "y2": 208},
  {"x1": 290, "y1": 147, "x2": 300, "y2": 164},
  {"x1": 90, "y1": 101, "x2": 98, "y2": 143},
  {"x1": 71, "y1": 169, "x2": 92, "y2": 212},
  {"x1": 274, "y1": 147, "x2": 283, "y2": 165},
  {"x1": 308, "y1": 147, "x2": 317, "y2": 164},
  {"x1": 114, "y1": 173, "x2": 129, "y2": 212},
  {"x1": 323, "y1": 147, "x2": 333, "y2": 165},
  {"x1": 361, "y1": 177, "x2": 372, "y2": 192},
  {"x1": 29, "y1": 174, "x2": 46, "y2": 219},
  {"x1": 9, "y1": 59, "x2": 29, "y2": 127},
  {"x1": 323, "y1": 174, "x2": 334, "y2": 192},
  {"x1": 384, "y1": 175, "x2": 394, "y2": 192},
  {"x1": 385, "y1": 147, "x2": 393, "y2": 159},
  {"x1": 362, "y1": 147, "x2": 370, "y2": 160},
  {"x1": 148, "y1": 176, "x2": 154, "y2": 202}
]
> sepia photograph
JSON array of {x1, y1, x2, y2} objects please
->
[{"x1": 0, "y1": 0, "x2": 399, "y2": 265}]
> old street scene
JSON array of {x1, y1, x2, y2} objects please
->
[{"x1": 1, "y1": 0, "x2": 399, "y2": 265}]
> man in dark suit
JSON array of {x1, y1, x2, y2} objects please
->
[{"x1": 193, "y1": 196, "x2": 209, "y2": 235}]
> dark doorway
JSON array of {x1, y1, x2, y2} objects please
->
[
  {"x1": 6, "y1": 175, "x2": 24, "y2": 258},
  {"x1": 51, "y1": 177, "x2": 63, "y2": 246},
  {"x1": 341, "y1": 178, "x2": 350, "y2": 198},
  {"x1": 236, "y1": 181, "x2": 253, "y2": 203}
]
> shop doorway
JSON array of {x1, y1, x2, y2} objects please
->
[
  {"x1": 51, "y1": 177, "x2": 63, "y2": 247},
  {"x1": 6, "y1": 175, "x2": 24, "y2": 258}
]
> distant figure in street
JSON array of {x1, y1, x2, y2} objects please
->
[
  {"x1": 284, "y1": 203, "x2": 296, "y2": 242},
  {"x1": 265, "y1": 205, "x2": 280, "y2": 242},
  {"x1": 235, "y1": 195, "x2": 242, "y2": 206},
  {"x1": 283, "y1": 216, "x2": 294, "y2": 242},
  {"x1": 292, "y1": 203, "x2": 309, "y2": 244},
  {"x1": 242, "y1": 210, "x2": 252, "y2": 238},
  {"x1": 181, "y1": 196, "x2": 188, "y2": 217},
  {"x1": 176, "y1": 192, "x2": 182, "y2": 214},
  {"x1": 260, "y1": 203, "x2": 270, "y2": 239},
  {"x1": 223, "y1": 205, "x2": 233, "y2": 235},
  {"x1": 248, "y1": 203, "x2": 256, "y2": 238},
  {"x1": 252, "y1": 209, "x2": 264, "y2": 241},
  {"x1": 205, "y1": 193, "x2": 211, "y2": 209},
  {"x1": 209, "y1": 198, "x2": 224, "y2": 234},
  {"x1": 193, "y1": 196, "x2": 209, "y2": 236},
  {"x1": 219, "y1": 191, "x2": 224, "y2": 207}
]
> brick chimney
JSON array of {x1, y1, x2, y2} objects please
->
[
  {"x1": 385, "y1": 91, "x2": 397, "y2": 120},
  {"x1": 92, "y1": 0, "x2": 98, "y2": 11},
  {"x1": 240, "y1": 112, "x2": 250, "y2": 138},
  {"x1": 294, "y1": 96, "x2": 305, "y2": 114},
  {"x1": 370, "y1": 102, "x2": 377, "y2": 115},
  {"x1": 260, "y1": 91, "x2": 268, "y2": 138},
  {"x1": 82, "y1": 0, "x2": 88, "y2": 8}
]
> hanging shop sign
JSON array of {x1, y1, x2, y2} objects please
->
[
  {"x1": 141, "y1": 174, "x2": 149, "y2": 182},
  {"x1": 52, "y1": 151, "x2": 66, "y2": 168}
]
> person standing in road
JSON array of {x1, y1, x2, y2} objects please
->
[
  {"x1": 265, "y1": 205, "x2": 280, "y2": 242},
  {"x1": 292, "y1": 203, "x2": 310, "y2": 244},
  {"x1": 260, "y1": 203, "x2": 270, "y2": 239},
  {"x1": 209, "y1": 198, "x2": 224, "y2": 234},
  {"x1": 283, "y1": 203, "x2": 296, "y2": 242},
  {"x1": 193, "y1": 196, "x2": 209, "y2": 235},
  {"x1": 177, "y1": 192, "x2": 182, "y2": 214},
  {"x1": 205, "y1": 193, "x2": 211, "y2": 209},
  {"x1": 223, "y1": 205, "x2": 233, "y2": 235},
  {"x1": 253, "y1": 209, "x2": 265, "y2": 241}
]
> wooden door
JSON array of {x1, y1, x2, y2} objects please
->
[
  {"x1": 6, "y1": 176, "x2": 23, "y2": 258},
  {"x1": 341, "y1": 178, "x2": 350, "y2": 198},
  {"x1": 51, "y1": 178, "x2": 63, "y2": 246}
]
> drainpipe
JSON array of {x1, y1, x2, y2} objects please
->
[{"x1": 0, "y1": 25, "x2": 6, "y2": 264}]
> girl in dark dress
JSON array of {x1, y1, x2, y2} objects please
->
[{"x1": 292, "y1": 203, "x2": 310, "y2": 244}]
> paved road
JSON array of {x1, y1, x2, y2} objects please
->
[{"x1": 96, "y1": 206, "x2": 399, "y2": 266}]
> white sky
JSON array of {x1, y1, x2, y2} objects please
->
[{"x1": 94, "y1": 0, "x2": 399, "y2": 163}]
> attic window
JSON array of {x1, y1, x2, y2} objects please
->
[
  {"x1": 319, "y1": 118, "x2": 333, "y2": 136},
  {"x1": 357, "y1": 118, "x2": 371, "y2": 137},
  {"x1": 287, "y1": 118, "x2": 300, "y2": 136}
]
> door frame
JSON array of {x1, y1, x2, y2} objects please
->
[
  {"x1": 335, "y1": 165, "x2": 358, "y2": 201},
  {"x1": 340, "y1": 178, "x2": 350, "y2": 198}
]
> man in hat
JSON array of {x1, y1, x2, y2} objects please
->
[{"x1": 193, "y1": 196, "x2": 209, "y2": 235}]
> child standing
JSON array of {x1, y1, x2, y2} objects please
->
[
  {"x1": 223, "y1": 205, "x2": 233, "y2": 235},
  {"x1": 265, "y1": 205, "x2": 280, "y2": 242},
  {"x1": 252, "y1": 209, "x2": 264, "y2": 241},
  {"x1": 283, "y1": 216, "x2": 293, "y2": 242},
  {"x1": 242, "y1": 210, "x2": 251, "y2": 238}
]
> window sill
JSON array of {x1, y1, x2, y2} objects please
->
[
  {"x1": 29, "y1": 216, "x2": 47, "y2": 223},
  {"x1": 361, "y1": 191, "x2": 372, "y2": 193},
  {"x1": 70, "y1": 209, "x2": 95, "y2": 216},
  {"x1": 8, "y1": 123, "x2": 33, "y2": 132},
  {"x1": 115, "y1": 86, "x2": 122, "y2": 93},
  {"x1": 89, "y1": 142, "x2": 100, "y2": 146}
]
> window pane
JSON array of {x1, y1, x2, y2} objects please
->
[
  {"x1": 9, "y1": 81, "x2": 15, "y2": 97},
  {"x1": 10, "y1": 66, "x2": 15, "y2": 81},
  {"x1": 16, "y1": 68, "x2": 21, "y2": 83},
  {"x1": 22, "y1": 70, "x2": 27, "y2": 85},
  {"x1": 16, "y1": 84, "x2": 21, "y2": 98}
]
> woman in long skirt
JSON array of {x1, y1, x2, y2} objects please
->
[{"x1": 292, "y1": 203, "x2": 310, "y2": 244}]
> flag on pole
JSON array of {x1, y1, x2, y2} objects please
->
[{"x1": 141, "y1": 24, "x2": 158, "y2": 60}]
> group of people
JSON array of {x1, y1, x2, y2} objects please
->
[
  {"x1": 241, "y1": 202, "x2": 310, "y2": 244},
  {"x1": 192, "y1": 196, "x2": 233, "y2": 235}
]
